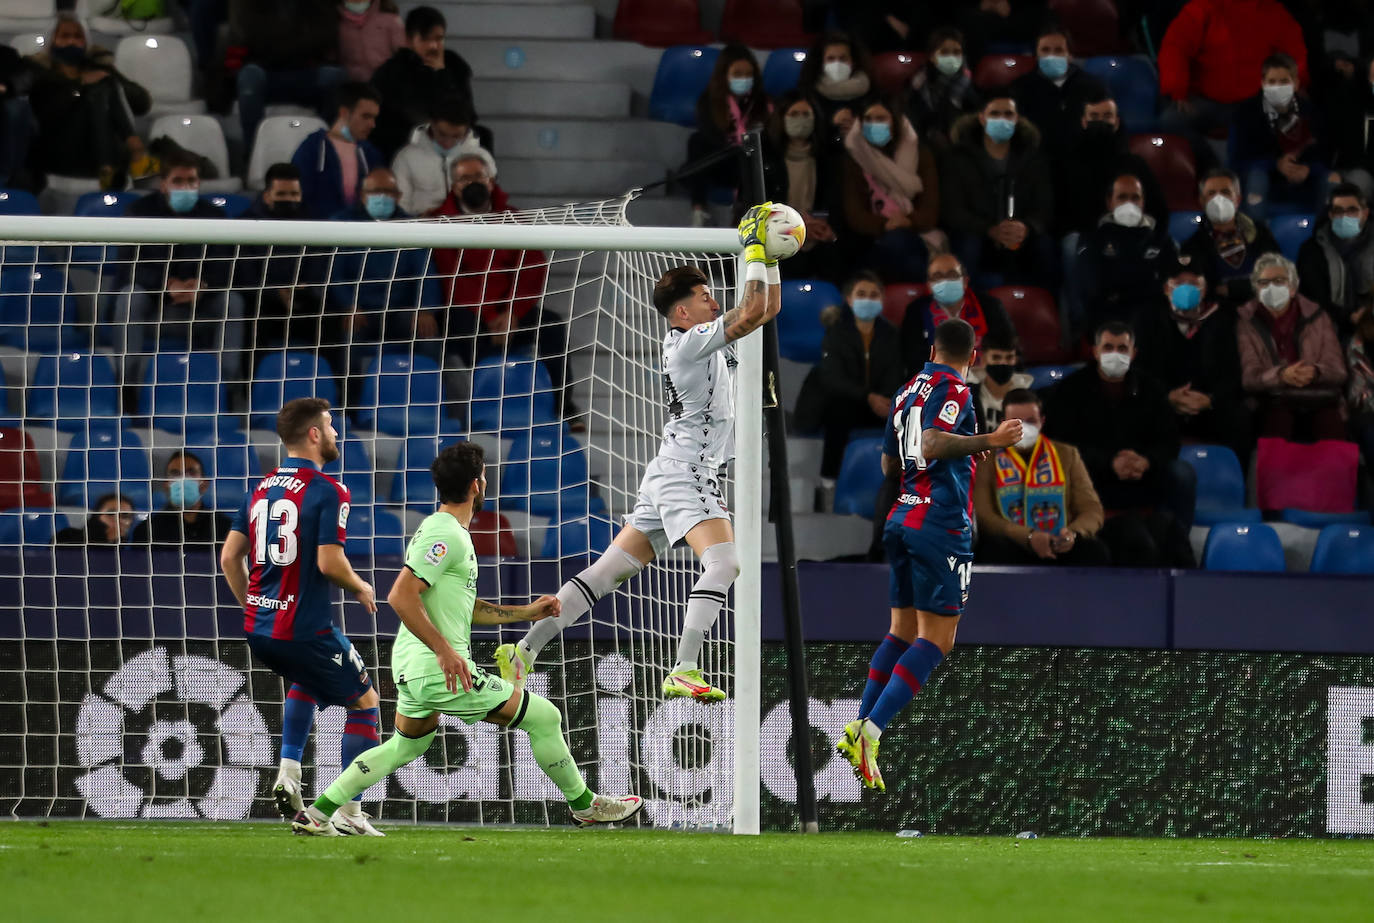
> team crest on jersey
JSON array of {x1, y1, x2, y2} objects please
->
[
  {"x1": 938, "y1": 400, "x2": 960, "y2": 425},
  {"x1": 425, "y1": 541, "x2": 448, "y2": 565},
  {"x1": 338, "y1": 502, "x2": 350, "y2": 529}
]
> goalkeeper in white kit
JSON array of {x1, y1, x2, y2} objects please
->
[{"x1": 496, "y1": 204, "x2": 784, "y2": 701}]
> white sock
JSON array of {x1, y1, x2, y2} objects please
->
[
  {"x1": 335, "y1": 801, "x2": 361, "y2": 817},
  {"x1": 278, "y1": 758, "x2": 302, "y2": 780},
  {"x1": 522, "y1": 545, "x2": 646, "y2": 659},
  {"x1": 862, "y1": 719, "x2": 882, "y2": 740},
  {"x1": 675, "y1": 543, "x2": 739, "y2": 667}
]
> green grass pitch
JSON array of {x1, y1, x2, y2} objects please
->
[{"x1": 3, "y1": 822, "x2": 1373, "y2": 921}]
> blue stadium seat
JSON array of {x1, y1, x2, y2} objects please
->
[
  {"x1": 1310, "y1": 524, "x2": 1374, "y2": 575},
  {"x1": 1202, "y1": 523, "x2": 1285, "y2": 572},
  {"x1": 249, "y1": 352, "x2": 338, "y2": 430},
  {"x1": 1026, "y1": 364, "x2": 1080, "y2": 390},
  {"x1": 73, "y1": 191, "x2": 135, "y2": 217},
  {"x1": 27, "y1": 353, "x2": 120, "y2": 431},
  {"x1": 138, "y1": 352, "x2": 226, "y2": 437},
  {"x1": 212, "y1": 443, "x2": 261, "y2": 511},
  {"x1": 762, "y1": 47, "x2": 807, "y2": 96},
  {"x1": 778, "y1": 279, "x2": 842, "y2": 363},
  {"x1": 649, "y1": 46, "x2": 720, "y2": 126},
  {"x1": 344, "y1": 506, "x2": 406, "y2": 558},
  {"x1": 1270, "y1": 214, "x2": 1314, "y2": 262},
  {"x1": 58, "y1": 427, "x2": 152, "y2": 508},
  {"x1": 1279, "y1": 508, "x2": 1372, "y2": 529},
  {"x1": 1179, "y1": 445, "x2": 1259, "y2": 526},
  {"x1": 322, "y1": 423, "x2": 375, "y2": 503},
  {"x1": 0, "y1": 509, "x2": 67, "y2": 545},
  {"x1": 833, "y1": 436, "x2": 886, "y2": 517},
  {"x1": 540, "y1": 508, "x2": 615, "y2": 558},
  {"x1": 0, "y1": 266, "x2": 83, "y2": 353},
  {"x1": 0, "y1": 188, "x2": 40, "y2": 215},
  {"x1": 1168, "y1": 211, "x2": 1203, "y2": 246},
  {"x1": 503, "y1": 424, "x2": 590, "y2": 517},
  {"x1": 390, "y1": 434, "x2": 466, "y2": 507},
  {"x1": 469, "y1": 353, "x2": 557, "y2": 432},
  {"x1": 1080, "y1": 56, "x2": 1157, "y2": 129},
  {"x1": 356, "y1": 353, "x2": 446, "y2": 437},
  {"x1": 203, "y1": 193, "x2": 252, "y2": 218}
]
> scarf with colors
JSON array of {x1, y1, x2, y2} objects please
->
[{"x1": 993, "y1": 436, "x2": 1068, "y2": 533}]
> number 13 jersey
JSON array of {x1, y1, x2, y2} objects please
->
[
  {"x1": 884, "y1": 362, "x2": 978, "y2": 533},
  {"x1": 231, "y1": 457, "x2": 352, "y2": 640}
]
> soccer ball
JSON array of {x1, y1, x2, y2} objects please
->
[{"x1": 764, "y1": 204, "x2": 806, "y2": 261}]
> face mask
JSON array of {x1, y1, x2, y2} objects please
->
[
  {"x1": 728, "y1": 76, "x2": 754, "y2": 96},
  {"x1": 985, "y1": 118, "x2": 1016, "y2": 143},
  {"x1": 784, "y1": 114, "x2": 814, "y2": 138},
  {"x1": 934, "y1": 54, "x2": 963, "y2": 76},
  {"x1": 52, "y1": 44, "x2": 86, "y2": 65},
  {"x1": 343, "y1": 0, "x2": 372, "y2": 13},
  {"x1": 1334, "y1": 215, "x2": 1363, "y2": 239},
  {"x1": 1259, "y1": 283, "x2": 1291, "y2": 311},
  {"x1": 931, "y1": 279, "x2": 965, "y2": 305},
  {"x1": 985, "y1": 363, "x2": 1015, "y2": 385},
  {"x1": 339, "y1": 123, "x2": 355, "y2": 143},
  {"x1": 851, "y1": 298, "x2": 883, "y2": 321},
  {"x1": 862, "y1": 121, "x2": 892, "y2": 147},
  {"x1": 1263, "y1": 83, "x2": 1295, "y2": 107},
  {"x1": 460, "y1": 181, "x2": 490, "y2": 210},
  {"x1": 168, "y1": 477, "x2": 202, "y2": 509},
  {"x1": 1083, "y1": 120, "x2": 1116, "y2": 140},
  {"x1": 823, "y1": 60, "x2": 852, "y2": 83},
  {"x1": 1038, "y1": 55, "x2": 1069, "y2": 80},
  {"x1": 365, "y1": 193, "x2": 396, "y2": 220},
  {"x1": 268, "y1": 200, "x2": 301, "y2": 219},
  {"x1": 1170, "y1": 282, "x2": 1202, "y2": 312},
  {"x1": 1112, "y1": 203, "x2": 1143, "y2": 227},
  {"x1": 1014, "y1": 421, "x2": 1040, "y2": 452},
  {"x1": 1098, "y1": 351, "x2": 1131, "y2": 379},
  {"x1": 433, "y1": 138, "x2": 456, "y2": 156},
  {"x1": 168, "y1": 188, "x2": 199, "y2": 214},
  {"x1": 1204, "y1": 193, "x2": 1236, "y2": 224}
]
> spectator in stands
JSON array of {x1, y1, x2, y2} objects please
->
[
  {"x1": 955, "y1": 0, "x2": 1043, "y2": 64},
  {"x1": 1011, "y1": 22, "x2": 1106, "y2": 160},
  {"x1": 291, "y1": 81, "x2": 383, "y2": 218},
  {"x1": 942, "y1": 96, "x2": 1055, "y2": 288},
  {"x1": 370, "y1": 5, "x2": 480, "y2": 161},
  {"x1": 839, "y1": 99, "x2": 941, "y2": 282},
  {"x1": 54, "y1": 493, "x2": 135, "y2": 546},
  {"x1": 26, "y1": 14, "x2": 153, "y2": 190},
  {"x1": 762, "y1": 91, "x2": 843, "y2": 282},
  {"x1": 130, "y1": 452, "x2": 233, "y2": 546},
  {"x1": 1348, "y1": 311, "x2": 1374, "y2": 467},
  {"x1": 1297, "y1": 183, "x2": 1374, "y2": 339},
  {"x1": 1135, "y1": 259, "x2": 1252, "y2": 464},
  {"x1": 1237, "y1": 253, "x2": 1347, "y2": 441},
  {"x1": 1158, "y1": 0, "x2": 1307, "y2": 169},
  {"x1": 1327, "y1": 56, "x2": 1374, "y2": 199},
  {"x1": 0, "y1": 45, "x2": 31, "y2": 188},
  {"x1": 685, "y1": 43, "x2": 771, "y2": 228},
  {"x1": 968, "y1": 331, "x2": 1033, "y2": 432},
  {"x1": 394, "y1": 95, "x2": 495, "y2": 216},
  {"x1": 799, "y1": 32, "x2": 875, "y2": 148},
  {"x1": 1075, "y1": 173, "x2": 1178, "y2": 332},
  {"x1": 973, "y1": 388, "x2": 1111, "y2": 565},
  {"x1": 234, "y1": 0, "x2": 343, "y2": 148},
  {"x1": 338, "y1": 0, "x2": 405, "y2": 82},
  {"x1": 1044, "y1": 322, "x2": 1196, "y2": 566},
  {"x1": 1054, "y1": 95, "x2": 1168, "y2": 238},
  {"x1": 904, "y1": 26, "x2": 982, "y2": 153},
  {"x1": 1231, "y1": 53, "x2": 1330, "y2": 221},
  {"x1": 793, "y1": 271, "x2": 906, "y2": 492},
  {"x1": 898, "y1": 253, "x2": 1014, "y2": 375},
  {"x1": 1180, "y1": 168, "x2": 1281, "y2": 312}
]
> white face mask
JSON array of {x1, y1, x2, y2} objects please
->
[
  {"x1": 1259, "y1": 283, "x2": 1292, "y2": 311},
  {"x1": 1205, "y1": 193, "x2": 1237, "y2": 224},
  {"x1": 1014, "y1": 421, "x2": 1041, "y2": 452},
  {"x1": 823, "y1": 60, "x2": 853, "y2": 83},
  {"x1": 1098, "y1": 351, "x2": 1131, "y2": 379},
  {"x1": 1112, "y1": 202, "x2": 1143, "y2": 227},
  {"x1": 1263, "y1": 83, "x2": 1295, "y2": 107}
]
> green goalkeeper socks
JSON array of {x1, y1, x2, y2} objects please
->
[
  {"x1": 313, "y1": 727, "x2": 436, "y2": 817},
  {"x1": 515, "y1": 691, "x2": 591, "y2": 808}
]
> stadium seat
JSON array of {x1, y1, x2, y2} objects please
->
[
  {"x1": 203, "y1": 194, "x2": 253, "y2": 218},
  {"x1": 987, "y1": 286, "x2": 1071, "y2": 363},
  {"x1": 1202, "y1": 523, "x2": 1286, "y2": 572},
  {"x1": 149, "y1": 115, "x2": 239, "y2": 193},
  {"x1": 470, "y1": 509, "x2": 518, "y2": 558},
  {"x1": 321, "y1": 426, "x2": 375, "y2": 503},
  {"x1": 114, "y1": 35, "x2": 201, "y2": 115},
  {"x1": 0, "y1": 427, "x2": 54, "y2": 510},
  {"x1": 469, "y1": 354, "x2": 557, "y2": 433},
  {"x1": 1168, "y1": 210, "x2": 1203, "y2": 246},
  {"x1": 357, "y1": 354, "x2": 445, "y2": 437},
  {"x1": 1026, "y1": 364, "x2": 1079, "y2": 390},
  {"x1": 540, "y1": 511, "x2": 615, "y2": 558},
  {"x1": 0, "y1": 1, "x2": 55, "y2": 33},
  {"x1": 138, "y1": 352, "x2": 226, "y2": 437},
  {"x1": 649, "y1": 46, "x2": 719, "y2": 126},
  {"x1": 343, "y1": 506, "x2": 405, "y2": 558},
  {"x1": 833, "y1": 436, "x2": 886, "y2": 517},
  {"x1": 248, "y1": 352, "x2": 338, "y2": 430},
  {"x1": 0, "y1": 266, "x2": 82, "y2": 354},
  {"x1": 58, "y1": 426, "x2": 152, "y2": 508},
  {"x1": 763, "y1": 48, "x2": 808, "y2": 97},
  {"x1": 778, "y1": 279, "x2": 842, "y2": 363},
  {"x1": 612, "y1": 0, "x2": 713, "y2": 46},
  {"x1": 504, "y1": 425, "x2": 590, "y2": 517},
  {"x1": 247, "y1": 116, "x2": 328, "y2": 189},
  {"x1": 77, "y1": 0, "x2": 175, "y2": 34},
  {"x1": 0, "y1": 189, "x2": 40, "y2": 215},
  {"x1": 27, "y1": 353, "x2": 119, "y2": 432},
  {"x1": 8, "y1": 33, "x2": 47, "y2": 56},
  {"x1": 1270, "y1": 214, "x2": 1315, "y2": 262},
  {"x1": 883, "y1": 282, "x2": 928, "y2": 328},
  {"x1": 1256, "y1": 438, "x2": 1358, "y2": 514},
  {"x1": 390, "y1": 434, "x2": 466, "y2": 507},
  {"x1": 1079, "y1": 56, "x2": 1157, "y2": 129},
  {"x1": 1280, "y1": 508, "x2": 1372, "y2": 528},
  {"x1": 0, "y1": 509, "x2": 66, "y2": 545},
  {"x1": 1049, "y1": 0, "x2": 1125, "y2": 56},
  {"x1": 1179, "y1": 444, "x2": 1259, "y2": 526},
  {"x1": 1127, "y1": 134, "x2": 1196, "y2": 212},
  {"x1": 211, "y1": 443, "x2": 261, "y2": 511},
  {"x1": 73, "y1": 191, "x2": 134, "y2": 217},
  {"x1": 973, "y1": 54, "x2": 1035, "y2": 90},
  {"x1": 1309, "y1": 524, "x2": 1374, "y2": 575},
  {"x1": 719, "y1": 0, "x2": 813, "y2": 48},
  {"x1": 872, "y1": 52, "x2": 926, "y2": 96}
]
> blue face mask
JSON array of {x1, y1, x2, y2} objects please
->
[
  {"x1": 728, "y1": 76, "x2": 754, "y2": 96},
  {"x1": 862, "y1": 121, "x2": 892, "y2": 147},
  {"x1": 1170, "y1": 282, "x2": 1202, "y2": 312},
  {"x1": 1038, "y1": 55, "x2": 1069, "y2": 80},
  {"x1": 985, "y1": 117, "x2": 1016, "y2": 143},
  {"x1": 932, "y1": 279, "x2": 965, "y2": 305},
  {"x1": 168, "y1": 477, "x2": 202, "y2": 509},
  {"x1": 339, "y1": 123, "x2": 355, "y2": 143},
  {"x1": 167, "y1": 188, "x2": 199, "y2": 214},
  {"x1": 1334, "y1": 215, "x2": 1363, "y2": 240},
  {"x1": 851, "y1": 298, "x2": 883, "y2": 321},
  {"x1": 365, "y1": 193, "x2": 396, "y2": 220}
]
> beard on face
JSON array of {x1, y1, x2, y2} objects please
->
[
  {"x1": 471, "y1": 486, "x2": 484, "y2": 514},
  {"x1": 321, "y1": 434, "x2": 341, "y2": 464}
]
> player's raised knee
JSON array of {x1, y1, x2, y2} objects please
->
[{"x1": 702, "y1": 541, "x2": 739, "y2": 583}]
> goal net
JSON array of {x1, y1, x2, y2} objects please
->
[{"x1": 0, "y1": 194, "x2": 762, "y2": 832}]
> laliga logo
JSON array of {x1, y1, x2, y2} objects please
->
[{"x1": 75, "y1": 648, "x2": 273, "y2": 818}]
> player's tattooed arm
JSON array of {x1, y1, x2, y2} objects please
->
[
  {"x1": 922, "y1": 418, "x2": 1023, "y2": 460},
  {"x1": 722, "y1": 278, "x2": 778, "y2": 342},
  {"x1": 473, "y1": 595, "x2": 560, "y2": 624}
]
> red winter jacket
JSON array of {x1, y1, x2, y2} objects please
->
[
  {"x1": 1158, "y1": 0, "x2": 1307, "y2": 104},
  {"x1": 432, "y1": 185, "x2": 548, "y2": 327}
]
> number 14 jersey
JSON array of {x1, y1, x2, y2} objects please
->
[
  {"x1": 883, "y1": 362, "x2": 978, "y2": 533},
  {"x1": 231, "y1": 457, "x2": 352, "y2": 640}
]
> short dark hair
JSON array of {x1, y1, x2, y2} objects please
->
[
  {"x1": 842, "y1": 270, "x2": 883, "y2": 300},
  {"x1": 166, "y1": 450, "x2": 206, "y2": 476},
  {"x1": 927, "y1": 26, "x2": 963, "y2": 53},
  {"x1": 405, "y1": 5, "x2": 446, "y2": 37},
  {"x1": 432, "y1": 441, "x2": 485, "y2": 504},
  {"x1": 1199, "y1": 166, "x2": 1241, "y2": 195},
  {"x1": 276, "y1": 397, "x2": 332, "y2": 447},
  {"x1": 1261, "y1": 52, "x2": 1297, "y2": 77},
  {"x1": 1329, "y1": 182, "x2": 1368, "y2": 209},
  {"x1": 653, "y1": 266, "x2": 708, "y2": 318},
  {"x1": 980, "y1": 330, "x2": 1020, "y2": 353},
  {"x1": 93, "y1": 491, "x2": 131, "y2": 512},
  {"x1": 264, "y1": 162, "x2": 301, "y2": 186},
  {"x1": 1036, "y1": 18, "x2": 1069, "y2": 45},
  {"x1": 161, "y1": 148, "x2": 201, "y2": 178},
  {"x1": 933, "y1": 319, "x2": 977, "y2": 363},
  {"x1": 1002, "y1": 388, "x2": 1042, "y2": 412},
  {"x1": 431, "y1": 94, "x2": 474, "y2": 127},
  {"x1": 1094, "y1": 320, "x2": 1134, "y2": 344},
  {"x1": 337, "y1": 81, "x2": 382, "y2": 111}
]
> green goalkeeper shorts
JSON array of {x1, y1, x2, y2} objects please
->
[{"x1": 394, "y1": 670, "x2": 517, "y2": 724}]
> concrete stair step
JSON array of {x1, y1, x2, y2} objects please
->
[
  {"x1": 449, "y1": 38, "x2": 662, "y2": 93},
  {"x1": 433, "y1": 3, "x2": 595, "y2": 39},
  {"x1": 479, "y1": 117, "x2": 689, "y2": 166},
  {"x1": 473, "y1": 78, "x2": 631, "y2": 119},
  {"x1": 499, "y1": 156, "x2": 668, "y2": 197}
]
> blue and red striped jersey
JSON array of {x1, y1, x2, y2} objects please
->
[
  {"x1": 882, "y1": 362, "x2": 978, "y2": 532},
  {"x1": 230, "y1": 457, "x2": 351, "y2": 640}
]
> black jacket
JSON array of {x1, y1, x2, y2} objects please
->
[
  {"x1": 119, "y1": 193, "x2": 232, "y2": 294},
  {"x1": 130, "y1": 509, "x2": 234, "y2": 546},
  {"x1": 794, "y1": 310, "x2": 906, "y2": 430},
  {"x1": 1011, "y1": 64, "x2": 1106, "y2": 159},
  {"x1": 905, "y1": 62, "x2": 982, "y2": 152},
  {"x1": 1134, "y1": 298, "x2": 1245, "y2": 411},
  {"x1": 1229, "y1": 91, "x2": 1330, "y2": 175},
  {"x1": 1053, "y1": 127, "x2": 1169, "y2": 235},
  {"x1": 235, "y1": 0, "x2": 339, "y2": 71},
  {"x1": 370, "y1": 48, "x2": 476, "y2": 160},
  {"x1": 1296, "y1": 220, "x2": 1374, "y2": 336},
  {"x1": 233, "y1": 197, "x2": 329, "y2": 319},
  {"x1": 940, "y1": 114, "x2": 1053, "y2": 237},
  {"x1": 1076, "y1": 216, "x2": 1178, "y2": 326},
  {"x1": 1178, "y1": 214, "x2": 1281, "y2": 312}
]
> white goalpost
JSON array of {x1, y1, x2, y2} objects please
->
[{"x1": 0, "y1": 195, "x2": 762, "y2": 834}]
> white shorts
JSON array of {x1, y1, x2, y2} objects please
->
[{"x1": 623, "y1": 456, "x2": 731, "y2": 557}]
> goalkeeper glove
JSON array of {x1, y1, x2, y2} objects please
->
[{"x1": 737, "y1": 202, "x2": 776, "y2": 267}]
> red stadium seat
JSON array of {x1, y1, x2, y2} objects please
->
[
  {"x1": 1127, "y1": 134, "x2": 1197, "y2": 212},
  {"x1": 1048, "y1": 0, "x2": 1125, "y2": 56},
  {"x1": 872, "y1": 51, "x2": 926, "y2": 96},
  {"x1": 1256, "y1": 439, "x2": 1359, "y2": 514},
  {"x1": 613, "y1": 0, "x2": 714, "y2": 47},
  {"x1": 0, "y1": 428, "x2": 53, "y2": 510},
  {"x1": 973, "y1": 54, "x2": 1035, "y2": 91},
  {"x1": 470, "y1": 510, "x2": 518, "y2": 558},
  {"x1": 987, "y1": 286, "x2": 1071, "y2": 363},
  {"x1": 883, "y1": 282, "x2": 929, "y2": 328},
  {"x1": 720, "y1": 0, "x2": 814, "y2": 49}
]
